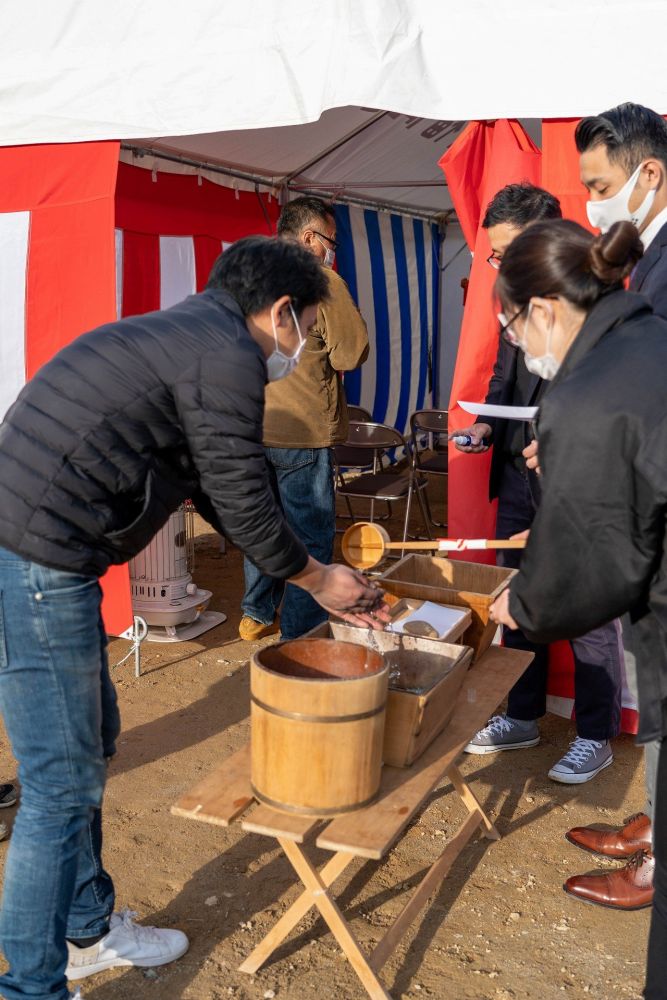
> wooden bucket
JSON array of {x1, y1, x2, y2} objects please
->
[{"x1": 250, "y1": 638, "x2": 388, "y2": 816}]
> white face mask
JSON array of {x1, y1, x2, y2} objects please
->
[
  {"x1": 521, "y1": 304, "x2": 561, "y2": 381},
  {"x1": 316, "y1": 236, "x2": 336, "y2": 269},
  {"x1": 265, "y1": 303, "x2": 306, "y2": 382},
  {"x1": 586, "y1": 162, "x2": 656, "y2": 233}
]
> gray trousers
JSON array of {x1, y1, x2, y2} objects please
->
[{"x1": 622, "y1": 614, "x2": 659, "y2": 821}]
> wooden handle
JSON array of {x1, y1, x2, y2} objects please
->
[{"x1": 383, "y1": 538, "x2": 526, "y2": 552}]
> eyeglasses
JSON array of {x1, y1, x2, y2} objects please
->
[
  {"x1": 487, "y1": 252, "x2": 503, "y2": 270},
  {"x1": 497, "y1": 306, "x2": 527, "y2": 347},
  {"x1": 312, "y1": 230, "x2": 340, "y2": 251}
]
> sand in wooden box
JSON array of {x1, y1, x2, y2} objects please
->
[
  {"x1": 379, "y1": 554, "x2": 516, "y2": 660},
  {"x1": 306, "y1": 622, "x2": 473, "y2": 767},
  {"x1": 251, "y1": 638, "x2": 388, "y2": 816}
]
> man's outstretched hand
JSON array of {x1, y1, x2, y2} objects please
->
[{"x1": 290, "y1": 559, "x2": 391, "y2": 629}]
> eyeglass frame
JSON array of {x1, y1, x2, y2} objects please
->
[
  {"x1": 486, "y1": 251, "x2": 503, "y2": 270},
  {"x1": 312, "y1": 230, "x2": 340, "y2": 251},
  {"x1": 497, "y1": 305, "x2": 528, "y2": 347}
]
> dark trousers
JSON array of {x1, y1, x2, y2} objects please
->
[
  {"x1": 496, "y1": 463, "x2": 622, "y2": 741},
  {"x1": 645, "y1": 738, "x2": 667, "y2": 998}
]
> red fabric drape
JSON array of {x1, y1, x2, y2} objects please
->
[
  {"x1": 541, "y1": 119, "x2": 590, "y2": 228},
  {"x1": 440, "y1": 120, "x2": 541, "y2": 560},
  {"x1": 0, "y1": 141, "x2": 132, "y2": 636}
]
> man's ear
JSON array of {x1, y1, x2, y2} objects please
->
[
  {"x1": 642, "y1": 158, "x2": 664, "y2": 190},
  {"x1": 271, "y1": 294, "x2": 292, "y2": 330}
]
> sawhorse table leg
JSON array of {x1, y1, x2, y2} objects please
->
[
  {"x1": 238, "y1": 769, "x2": 500, "y2": 1000},
  {"x1": 240, "y1": 838, "x2": 391, "y2": 1000}
]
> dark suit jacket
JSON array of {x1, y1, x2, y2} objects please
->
[
  {"x1": 482, "y1": 335, "x2": 542, "y2": 500},
  {"x1": 630, "y1": 219, "x2": 667, "y2": 320}
]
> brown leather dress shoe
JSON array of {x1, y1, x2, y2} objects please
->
[
  {"x1": 565, "y1": 812, "x2": 651, "y2": 858},
  {"x1": 563, "y1": 850, "x2": 654, "y2": 910}
]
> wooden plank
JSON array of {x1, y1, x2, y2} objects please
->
[
  {"x1": 171, "y1": 744, "x2": 253, "y2": 826},
  {"x1": 278, "y1": 838, "x2": 391, "y2": 1000},
  {"x1": 242, "y1": 803, "x2": 319, "y2": 843},
  {"x1": 316, "y1": 645, "x2": 533, "y2": 859},
  {"x1": 447, "y1": 762, "x2": 500, "y2": 840},
  {"x1": 239, "y1": 850, "x2": 355, "y2": 975},
  {"x1": 369, "y1": 809, "x2": 481, "y2": 972}
]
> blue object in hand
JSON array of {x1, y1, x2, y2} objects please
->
[{"x1": 453, "y1": 434, "x2": 476, "y2": 446}]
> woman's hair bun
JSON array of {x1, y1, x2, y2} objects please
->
[{"x1": 589, "y1": 220, "x2": 644, "y2": 284}]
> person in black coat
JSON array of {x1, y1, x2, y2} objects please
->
[
  {"x1": 451, "y1": 184, "x2": 624, "y2": 784},
  {"x1": 0, "y1": 235, "x2": 388, "y2": 1000},
  {"x1": 487, "y1": 219, "x2": 667, "y2": 997},
  {"x1": 560, "y1": 102, "x2": 667, "y2": 906}
]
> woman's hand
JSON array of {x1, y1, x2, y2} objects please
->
[
  {"x1": 523, "y1": 439, "x2": 541, "y2": 474},
  {"x1": 489, "y1": 587, "x2": 519, "y2": 629}
]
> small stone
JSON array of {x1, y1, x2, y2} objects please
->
[
  {"x1": 263, "y1": 992, "x2": 276, "y2": 999},
  {"x1": 143, "y1": 969, "x2": 158, "y2": 979},
  {"x1": 525, "y1": 795, "x2": 535, "y2": 803},
  {"x1": 508, "y1": 912, "x2": 520, "y2": 922},
  {"x1": 205, "y1": 895, "x2": 218, "y2": 906}
]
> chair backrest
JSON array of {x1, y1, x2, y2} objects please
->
[
  {"x1": 410, "y1": 408, "x2": 448, "y2": 436},
  {"x1": 344, "y1": 420, "x2": 406, "y2": 451},
  {"x1": 347, "y1": 404, "x2": 373, "y2": 423},
  {"x1": 335, "y1": 421, "x2": 407, "y2": 470}
]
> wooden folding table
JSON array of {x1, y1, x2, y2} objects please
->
[{"x1": 172, "y1": 645, "x2": 533, "y2": 999}]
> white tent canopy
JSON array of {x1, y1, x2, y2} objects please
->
[{"x1": 5, "y1": 0, "x2": 667, "y2": 149}]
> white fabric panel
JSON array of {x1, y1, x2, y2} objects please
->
[
  {"x1": 114, "y1": 228, "x2": 123, "y2": 320},
  {"x1": 404, "y1": 220, "x2": 423, "y2": 421},
  {"x1": 159, "y1": 236, "x2": 196, "y2": 310},
  {"x1": 348, "y1": 208, "x2": 376, "y2": 417},
  {"x1": 377, "y1": 212, "x2": 401, "y2": 430},
  {"x1": 0, "y1": 211, "x2": 30, "y2": 420},
  {"x1": 3, "y1": 2, "x2": 666, "y2": 147}
]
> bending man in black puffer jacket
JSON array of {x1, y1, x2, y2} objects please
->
[{"x1": 0, "y1": 236, "x2": 388, "y2": 1000}]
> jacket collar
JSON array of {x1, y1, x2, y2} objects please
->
[
  {"x1": 201, "y1": 286, "x2": 247, "y2": 322},
  {"x1": 550, "y1": 290, "x2": 653, "y2": 388},
  {"x1": 632, "y1": 219, "x2": 667, "y2": 290}
]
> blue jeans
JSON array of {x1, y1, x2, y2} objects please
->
[
  {"x1": 0, "y1": 547, "x2": 120, "y2": 1000},
  {"x1": 242, "y1": 447, "x2": 335, "y2": 639}
]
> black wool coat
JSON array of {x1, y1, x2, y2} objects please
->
[
  {"x1": 508, "y1": 291, "x2": 667, "y2": 742},
  {"x1": 0, "y1": 288, "x2": 308, "y2": 580}
]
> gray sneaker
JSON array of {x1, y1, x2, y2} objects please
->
[
  {"x1": 548, "y1": 737, "x2": 613, "y2": 784},
  {"x1": 464, "y1": 714, "x2": 540, "y2": 754}
]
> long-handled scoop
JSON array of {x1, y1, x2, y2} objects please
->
[{"x1": 342, "y1": 521, "x2": 526, "y2": 570}]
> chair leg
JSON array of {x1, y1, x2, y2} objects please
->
[
  {"x1": 401, "y1": 487, "x2": 414, "y2": 557},
  {"x1": 416, "y1": 485, "x2": 434, "y2": 540}
]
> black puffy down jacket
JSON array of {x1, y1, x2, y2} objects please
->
[{"x1": 0, "y1": 288, "x2": 308, "y2": 579}]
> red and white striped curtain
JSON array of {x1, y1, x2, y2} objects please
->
[{"x1": 0, "y1": 141, "x2": 133, "y2": 636}]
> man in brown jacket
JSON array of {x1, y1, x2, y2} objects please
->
[{"x1": 239, "y1": 196, "x2": 369, "y2": 640}]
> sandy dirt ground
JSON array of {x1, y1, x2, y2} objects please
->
[{"x1": 0, "y1": 488, "x2": 650, "y2": 1000}]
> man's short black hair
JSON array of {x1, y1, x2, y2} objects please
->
[
  {"x1": 575, "y1": 102, "x2": 667, "y2": 175},
  {"x1": 207, "y1": 236, "x2": 329, "y2": 316},
  {"x1": 482, "y1": 183, "x2": 562, "y2": 229},
  {"x1": 277, "y1": 196, "x2": 335, "y2": 238}
]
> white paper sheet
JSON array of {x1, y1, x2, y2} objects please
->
[
  {"x1": 458, "y1": 400, "x2": 538, "y2": 421},
  {"x1": 387, "y1": 602, "x2": 468, "y2": 640}
]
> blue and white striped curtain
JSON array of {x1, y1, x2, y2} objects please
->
[{"x1": 335, "y1": 204, "x2": 442, "y2": 436}]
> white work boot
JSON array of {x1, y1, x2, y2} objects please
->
[{"x1": 66, "y1": 908, "x2": 189, "y2": 980}]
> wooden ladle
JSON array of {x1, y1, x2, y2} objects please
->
[{"x1": 341, "y1": 521, "x2": 526, "y2": 570}]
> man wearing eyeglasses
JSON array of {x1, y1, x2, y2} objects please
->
[
  {"x1": 450, "y1": 183, "x2": 624, "y2": 788},
  {"x1": 239, "y1": 196, "x2": 369, "y2": 641}
]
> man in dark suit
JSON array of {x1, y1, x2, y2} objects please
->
[
  {"x1": 560, "y1": 103, "x2": 667, "y2": 914},
  {"x1": 451, "y1": 183, "x2": 624, "y2": 786}
]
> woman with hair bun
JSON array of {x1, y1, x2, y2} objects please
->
[{"x1": 488, "y1": 218, "x2": 667, "y2": 998}]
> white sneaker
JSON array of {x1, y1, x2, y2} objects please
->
[
  {"x1": 548, "y1": 737, "x2": 613, "y2": 784},
  {"x1": 66, "y1": 909, "x2": 189, "y2": 980}
]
